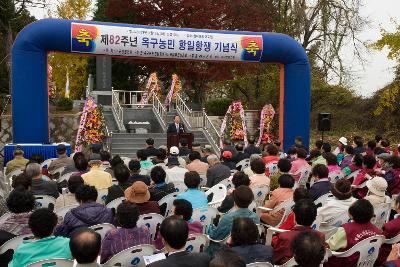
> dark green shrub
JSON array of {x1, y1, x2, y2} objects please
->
[
  {"x1": 205, "y1": 98, "x2": 232, "y2": 116},
  {"x1": 54, "y1": 97, "x2": 73, "y2": 111}
]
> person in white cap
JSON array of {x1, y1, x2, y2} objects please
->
[
  {"x1": 364, "y1": 176, "x2": 390, "y2": 208},
  {"x1": 168, "y1": 146, "x2": 187, "y2": 167},
  {"x1": 333, "y1": 137, "x2": 347, "y2": 164}
]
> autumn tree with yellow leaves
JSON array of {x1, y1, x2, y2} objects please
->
[{"x1": 48, "y1": 0, "x2": 91, "y2": 100}]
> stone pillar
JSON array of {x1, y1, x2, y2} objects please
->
[{"x1": 94, "y1": 56, "x2": 112, "y2": 105}]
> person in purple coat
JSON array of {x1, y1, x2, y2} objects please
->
[
  {"x1": 55, "y1": 185, "x2": 114, "y2": 237},
  {"x1": 309, "y1": 164, "x2": 331, "y2": 202}
]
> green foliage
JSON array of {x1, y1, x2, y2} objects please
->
[
  {"x1": 54, "y1": 97, "x2": 73, "y2": 111},
  {"x1": 373, "y1": 24, "x2": 400, "y2": 60},
  {"x1": 205, "y1": 98, "x2": 232, "y2": 116}
]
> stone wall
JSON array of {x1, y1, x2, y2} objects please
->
[{"x1": 0, "y1": 113, "x2": 81, "y2": 153}]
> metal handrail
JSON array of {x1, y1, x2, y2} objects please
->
[
  {"x1": 152, "y1": 94, "x2": 167, "y2": 129},
  {"x1": 113, "y1": 90, "x2": 152, "y2": 107},
  {"x1": 111, "y1": 90, "x2": 124, "y2": 129},
  {"x1": 103, "y1": 123, "x2": 113, "y2": 153},
  {"x1": 176, "y1": 94, "x2": 194, "y2": 128},
  {"x1": 202, "y1": 109, "x2": 221, "y2": 149}
]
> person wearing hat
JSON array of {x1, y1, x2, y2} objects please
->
[
  {"x1": 81, "y1": 160, "x2": 112, "y2": 190},
  {"x1": 333, "y1": 137, "x2": 347, "y2": 163},
  {"x1": 89, "y1": 143, "x2": 102, "y2": 161},
  {"x1": 221, "y1": 150, "x2": 236, "y2": 170},
  {"x1": 165, "y1": 156, "x2": 188, "y2": 186},
  {"x1": 5, "y1": 147, "x2": 29, "y2": 175},
  {"x1": 169, "y1": 146, "x2": 187, "y2": 167},
  {"x1": 315, "y1": 178, "x2": 356, "y2": 239},
  {"x1": 47, "y1": 144, "x2": 73, "y2": 174},
  {"x1": 124, "y1": 181, "x2": 160, "y2": 215},
  {"x1": 364, "y1": 176, "x2": 390, "y2": 208}
]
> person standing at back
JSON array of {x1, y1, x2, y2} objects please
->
[
  {"x1": 147, "y1": 216, "x2": 210, "y2": 267},
  {"x1": 167, "y1": 114, "x2": 186, "y2": 134}
]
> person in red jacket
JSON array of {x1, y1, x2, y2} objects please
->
[
  {"x1": 353, "y1": 155, "x2": 377, "y2": 198},
  {"x1": 326, "y1": 199, "x2": 382, "y2": 267},
  {"x1": 273, "y1": 199, "x2": 325, "y2": 265},
  {"x1": 376, "y1": 194, "x2": 400, "y2": 266}
]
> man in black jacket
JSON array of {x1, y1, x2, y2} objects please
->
[
  {"x1": 167, "y1": 115, "x2": 186, "y2": 134},
  {"x1": 244, "y1": 137, "x2": 261, "y2": 156},
  {"x1": 144, "y1": 138, "x2": 159, "y2": 158},
  {"x1": 147, "y1": 216, "x2": 210, "y2": 267}
]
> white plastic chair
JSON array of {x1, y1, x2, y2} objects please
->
[
  {"x1": 236, "y1": 159, "x2": 250, "y2": 171},
  {"x1": 0, "y1": 212, "x2": 12, "y2": 224},
  {"x1": 192, "y1": 206, "x2": 219, "y2": 233},
  {"x1": 157, "y1": 192, "x2": 178, "y2": 217},
  {"x1": 384, "y1": 232, "x2": 400, "y2": 245},
  {"x1": 206, "y1": 184, "x2": 227, "y2": 208},
  {"x1": 106, "y1": 197, "x2": 125, "y2": 210},
  {"x1": 96, "y1": 189, "x2": 108, "y2": 205},
  {"x1": 330, "y1": 235, "x2": 384, "y2": 267},
  {"x1": 328, "y1": 171, "x2": 344, "y2": 184},
  {"x1": 252, "y1": 186, "x2": 269, "y2": 206},
  {"x1": 41, "y1": 158, "x2": 56, "y2": 169},
  {"x1": 372, "y1": 201, "x2": 391, "y2": 229},
  {"x1": 6, "y1": 169, "x2": 23, "y2": 181},
  {"x1": 265, "y1": 226, "x2": 288, "y2": 246},
  {"x1": 137, "y1": 213, "x2": 164, "y2": 240},
  {"x1": 104, "y1": 244, "x2": 156, "y2": 267},
  {"x1": 185, "y1": 233, "x2": 209, "y2": 253},
  {"x1": 26, "y1": 259, "x2": 73, "y2": 267},
  {"x1": 55, "y1": 204, "x2": 79, "y2": 218},
  {"x1": 49, "y1": 166, "x2": 66, "y2": 177},
  {"x1": 246, "y1": 262, "x2": 273, "y2": 267},
  {"x1": 314, "y1": 193, "x2": 332, "y2": 207},
  {"x1": 266, "y1": 161, "x2": 279, "y2": 177},
  {"x1": 89, "y1": 223, "x2": 116, "y2": 240},
  {"x1": 294, "y1": 166, "x2": 311, "y2": 188},
  {"x1": 57, "y1": 172, "x2": 74, "y2": 184},
  {"x1": 199, "y1": 174, "x2": 207, "y2": 187},
  {"x1": 34, "y1": 195, "x2": 56, "y2": 210},
  {"x1": 121, "y1": 156, "x2": 131, "y2": 167},
  {"x1": 219, "y1": 178, "x2": 234, "y2": 190},
  {"x1": 257, "y1": 199, "x2": 295, "y2": 228},
  {"x1": 0, "y1": 234, "x2": 34, "y2": 254},
  {"x1": 345, "y1": 169, "x2": 361, "y2": 181},
  {"x1": 174, "y1": 183, "x2": 187, "y2": 193},
  {"x1": 321, "y1": 211, "x2": 352, "y2": 239}
]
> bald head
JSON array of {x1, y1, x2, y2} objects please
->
[{"x1": 70, "y1": 228, "x2": 101, "y2": 264}]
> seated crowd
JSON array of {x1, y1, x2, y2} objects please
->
[{"x1": 0, "y1": 134, "x2": 400, "y2": 267}]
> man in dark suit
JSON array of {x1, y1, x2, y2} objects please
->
[
  {"x1": 206, "y1": 154, "x2": 231, "y2": 188},
  {"x1": 147, "y1": 216, "x2": 210, "y2": 267},
  {"x1": 167, "y1": 114, "x2": 186, "y2": 134},
  {"x1": 232, "y1": 143, "x2": 250, "y2": 164}
]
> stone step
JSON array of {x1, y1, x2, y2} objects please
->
[
  {"x1": 111, "y1": 141, "x2": 210, "y2": 149},
  {"x1": 112, "y1": 132, "x2": 206, "y2": 138}
]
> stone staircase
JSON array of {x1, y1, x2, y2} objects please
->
[{"x1": 111, "y1": 131, "x2": 210, "y2": 158}]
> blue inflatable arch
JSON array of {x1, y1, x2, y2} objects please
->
[{"x1": 12, "y1": 19, "x2": 310, "y2": 151}]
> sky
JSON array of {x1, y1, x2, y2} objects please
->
[{"x1": 28, "y1": 0, "x2": 399, "y2": 98}]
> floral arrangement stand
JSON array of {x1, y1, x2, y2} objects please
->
[
  {"x1": 139, "y1": 72, "x2": 161, "y2": 107},
  {"x1": 256, "y1": 104, "x2": 275, "y2": 146},
  {"x1": 164, "y1": 74, "x2": 182, "y2": 108},
  {"x1": 219, "y1": 101, "x2": 248, "y2": 148},
  {"x1": 75, "y1": 97, "x2": 105, "y2": 152}
]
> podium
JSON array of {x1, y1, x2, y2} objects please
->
[{"x1": 167, "y1": 133, "x2": 194, "y2": 149}]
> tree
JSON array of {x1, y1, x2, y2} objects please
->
[
  {"x1": 270, "y1": 0, "x2": 367, "y2": 85},
  {"x1": 48, "y1": 0, "x2": 91, "y2": 100},
  {"x1": 0, "y1": 0, "x2": 37, "y2": 95},
  {"x1": 91, "y1": 0, "x2": 275, "y2": 103},
  {"x1": 372, "y1": 24, "x2": 400, "y2": 129}
]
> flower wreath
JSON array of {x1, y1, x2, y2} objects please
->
[
  {"x1": 219, "y1": 101, "x2": 248, "y2": 148},
  {"x1": 165, "y1": 74, "x2": 182, "y2": 107},
  {"x1": 256, "y1": 104, "x2": 275, "y2": 146},
  {"x1": 139, "y1": 72, "x2": 160, "y2": 107}
]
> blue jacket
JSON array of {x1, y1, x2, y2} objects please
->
[
  {"x1": 231, "y1": 244, "x2": 274, "y2": 264},
  {"x1": 207, "y1": 208, "x2": 260, "y2": 240},
  {"x1": 176, "y1": 189, "x2": 208, "y2": 209},
  {"x1": 309, "y1": 179, "x2": 331, "y2": 201}
]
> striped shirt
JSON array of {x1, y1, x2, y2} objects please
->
[{"x1": 100, "y1": 226, "x2": 152, "y2": 263}]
